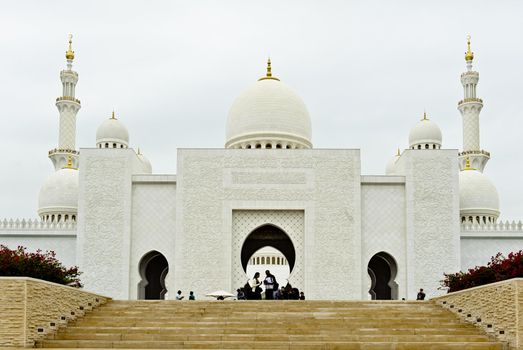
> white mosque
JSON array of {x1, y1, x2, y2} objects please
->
[{"x1": 1, "y1": 36, "x2": 522, "y2": 301}]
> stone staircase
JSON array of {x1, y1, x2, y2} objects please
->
[{"x1": 36, "y1": 300, "x2": 506, "y2": 349}]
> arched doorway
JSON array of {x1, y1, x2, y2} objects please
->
[
  {"x1": 367, "y1": 252, "x2": 398, "y2": 300},
  {"x1": 241, "y1": 224, "x2": 296, "y2": 286},
  {"x1": 138, "y1": 251, "x2": 169, "y2": 300}
]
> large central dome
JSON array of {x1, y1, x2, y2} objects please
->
[{"x1": 225, "y1": 60, "x2": 312, "y2": 149}]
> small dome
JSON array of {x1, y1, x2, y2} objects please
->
[
  {"x1": 225, "y1": 62, "x2": 312, "y2": 149},
  {"x1": 408, "y1": 113, "x2": 442, "y2": 149},
  {"x1": 96, "y1": 112, "x2": 129, "y2": 149},
  {"x1": 38, "y1": 168, "x2": 79, "y2": 220},
  {"x1": 459, "y1": 169, "x2": 500, "y2": 221},
  {"x1": 385, "y1": 150, "x2": 401, "y2": 175},
  {"x1": 136, "y1": 150, "x2": 152, "y2": 174}
]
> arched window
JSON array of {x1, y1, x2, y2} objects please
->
[
  {"x1": 255, "y1": 144, "x2": 261, "y2": 149},
  {"x1": 286, "y1": 145, "x2": 291, "y2": 149},
  {"x1": 105, "y1": 143, "x2": 109, "y2": 148},
  {"x1": 51, "y1": 214, "x2": 55, "y2": 222},
  {"x1": 113, "y1": 143, "x2": 117, "y2": 148},
  {"x1": 57, "y1": 214, "x2": 61, "y2": 222},
  {"x1": 72, "y1": 215, "x2": 76, "y2": 221},
  {"x1": 120, "y1": 145, "x2": 124, "y2": 148},
  {"x1": 261, "y1": 257, "x2": 265, "y2": 264},
  {"x1": 265, "y1": 143, "x2": 272, "y2": 149},
  {"x1": 65, "y1": 214, "x2": 69, "y2": 221},
  {"x1": 425, "y1": 144, "x2": 429, "y2": 149},
  {"x1": 276, "y1": 144, "x2": 282, "y2": 149},
  {"x1": 476, "y1": 216, "x2": 480, "y2": 223},
  {"x1": 272, "y1": 257, "x2": 275, "y2": 264},
  {"x1": 433, "y1": 144, "x2": 437, "y2": 149},
  {"x1": 417, "y1": 145, "x2": 421, "y2": 150},
  {"x1": 246, "y1": 144, "x2": 251, "y2": 149},
  {"x1": 468, "y1": 216, "x2": 473, "y2": 222}
]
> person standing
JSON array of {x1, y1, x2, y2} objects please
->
[
  {"x1": 263, "y1": 270, "x2": 277, "y2": 300},
  {"x1": 416, "y1": 288, "x2": 426, "y2": 300},
  {"x1": 188, "y1": 291, "x2": 195, "y2": 300},
  {"x1": 249, "y1": 272, "x2": 262, "y2": 300}
]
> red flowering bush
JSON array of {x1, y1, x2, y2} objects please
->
[
  {"x1": 442, "y1": 250, "x2": 523, "y2": 292},
  {"x1": 0, "y1": 245, "x2": 82, "y2": 287}
]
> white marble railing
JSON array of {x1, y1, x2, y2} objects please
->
[
  {"x1": 0, "y1": 218, "x2": 76, "y2": 231},
  {"x1": 461, "y1": 220, "x2": 523, "y2": 232}
]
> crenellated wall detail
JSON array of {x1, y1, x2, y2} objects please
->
[
  {"x1": 462, "y1": 220, "x2": 523, "y2": 232},
  {"x1": 0, "y1": 218, "x2": 77, "y2": 231}
]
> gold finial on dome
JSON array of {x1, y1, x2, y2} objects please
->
[
  {"x1": 396, "y1": 148, "x2": 401, "y2": 157},
  {"x1": 111, "y1": 110, "x2": 116, "y2": 119},
  {"x1": 258, "y1": 57, "x2": 280, "y2": 81},
  {"x1": 465, "y1": 35, "x2": 474, "y2": 62},
  {"x1": 137, "y1": 147, "x2": 141, "y2": 155},
  {"x1": 422, "y1": 110, "x2": 428, "y2": 121},
  {"x1": 65, "y1": 34, "x2": 75, "y2": 60}
]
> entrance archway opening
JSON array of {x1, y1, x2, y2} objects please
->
[
  {"x1": 367, "y1": 252, "x2": 398, "y2": 300},
  {"x1": 241, "y1": 224, "x2": 295, "y2": 288},
  {"x1": 246, "y1": 246, "x2": 291, "y2": 288},
  {"x1": 138, "y1": 251, "x2": 169, "y2": 300}
]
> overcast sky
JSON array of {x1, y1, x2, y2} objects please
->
[{"x1": 1, "y1": 1, "x2": 522, "y2": 220}]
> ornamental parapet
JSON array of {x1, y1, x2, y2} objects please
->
[
  {"x1": 55, "y1": 96, "x2": 81, "y2": 104},
  {"x1": 0, "y1": 218, "x2": 77, "y2": 231},
  {"x1": 458, "y1": 97, "x2": 483, "y2": 106},
  {"x1": 461, "y1": 220, "x2": 523, "y2": 232},
  {"x1": 48, "y1": 148, "x2": 79, "y2": 156},
  {"x1": 458, "y1": 149, "x2": 490, "y2": 157}
]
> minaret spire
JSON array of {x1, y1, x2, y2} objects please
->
[
  {"x1": 458, "y1": 35, "x2": 489, "y2": 172},
  {"x1": 48, "y1": 35, "x2": 81, "y2": 170}
]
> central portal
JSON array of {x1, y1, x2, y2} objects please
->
[
  {"x1": 241, "y1": 224, "x2": 296, "y2": 273},
  {"x1": 232, "y1": 210, "x2": 304, "y2": 295}
]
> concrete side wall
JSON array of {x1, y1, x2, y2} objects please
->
[
  {"x1": 433, "y1": 278, "x2": 523, "y2": 349},
  {"x1": 0, "y1": 277, "x2": 109, "y2": 347}
]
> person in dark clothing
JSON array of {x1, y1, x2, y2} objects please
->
[
  {"x1": 416, "y1": 288, "x2": 426, "y2": 300},
  {"x1": 263, "y1": 270, "x2": 277, "y2": 300},
  {"x1": 188, "y1": 291, "x2": 195, "y2": 300},
  {"x1": 237, "y1": 288, "x2": 246, "y2": 300},
  {"x1": 299, "y1": 292, "x2": 305, "y2": 300}
]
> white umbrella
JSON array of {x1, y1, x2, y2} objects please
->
[{"x1": 205, "y1": 290, "x2": 236, "y2": 299}]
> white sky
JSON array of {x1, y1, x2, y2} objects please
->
[{"x1": 1, "y1": 0, "x2": 522, "y2": 220}]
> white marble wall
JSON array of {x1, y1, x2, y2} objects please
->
[
  {"x1": 461, "y1": 232, "x2": 523, "y2": 269},
  {"x1": 0, "y1": 231, "x2": 76, "y2": 267},
  {"x1": 360, "y1": 177, "x2": 406, "y2": 299},
  {"x1": 175, "y1": 149, "x2": 361, "y2": 300},
  {"x1": 129, "y1": 176, "x2": 176, "y2": 299},
  {"x1": 76, "y1": 148, "x2": 140, "y2": 299},
  {"x1": 396, "y1": 149, "x2": 460, "y2": 299}
]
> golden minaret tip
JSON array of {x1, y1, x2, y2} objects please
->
[
  {"x1": 111, "y1": 110, "x2": 116, "y2": 119},
  {"x1": 465, "y1": 35, "x2": 474, "y2": 62},
  {"x1": 422, "y1": 111, "x2": 428, "y2": 121},
  {"x1": 396, "y1": 148, "x2": 401, "y2": 157},
  {"x1": 65, "y1": 34, "x2": 75, "y2": 60}
]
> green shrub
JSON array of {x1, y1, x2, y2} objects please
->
[{"x1": 0, "y1": 245, "x2": 82, "y2": 287}]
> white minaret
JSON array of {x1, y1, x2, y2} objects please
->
[
  {"x1": 457, "y1": 35, "x2": 489, "y2": 172},
  {"x1": 48, "y1": 34, "x2": 81, "y2": 170}
]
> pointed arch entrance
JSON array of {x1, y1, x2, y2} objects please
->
[
  {"x1": 367, "y1": 252, "x2": 398, "y2": 300},
  {"x1": 241, "y1": 224, "x2": 296, "y2": 282},
  {"x1": 138, "y1": 251, "x2": 169, "y2": 300}
]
